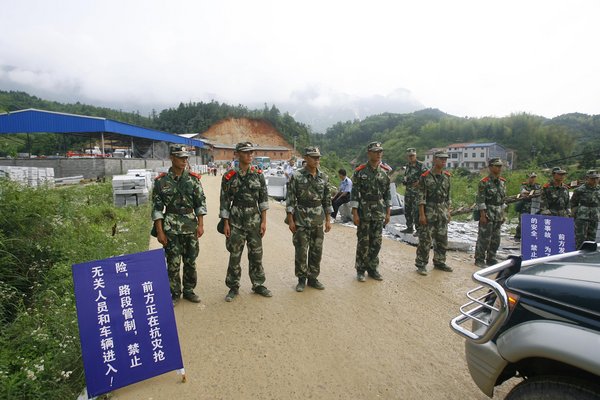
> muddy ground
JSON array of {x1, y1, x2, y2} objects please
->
[{"x1": 113, "y1": 174, "x2": 517, "y2": 400}]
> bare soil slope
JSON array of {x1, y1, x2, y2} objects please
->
[
  {"x1": 201, "y1": 117, "x2": 290, "y2": 147},
  {"x1": 114, "y1": 174, "x2": 516, "y2": 400}
]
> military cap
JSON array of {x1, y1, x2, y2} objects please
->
[
  {"x1": 367, "y1": 141, "x2": 383, "y2": 152},
  {"x1": 170, "y1": 144, "x2": 190, "y2": 158},
  {"x1": 406, "y1": 147, "x2": 417, "y2": 155},
  {"x1": 235, "y1": 142, "x2": 254, "y2": 152},
  {"x1": 488, "y1": 158, "x2": 503, "y2": 166},
  {"x1": 304, "y1": 146, "x2": 321, "y2": 157},
  {"x1": 551, "y1": 166, "x2": 567, "y2": 174},
  {"x1": 528, "y1": 172, "x2": 538, "y2": 178},
  {"x1": 433, "y1": 150, "x2": 449, "y2": 158},
  {"x1": 586, "y1": 169, "x2": 600, "y2": 178}
]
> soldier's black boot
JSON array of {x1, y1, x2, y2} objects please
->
[
  {"x1": 307, "y1": 278, "x2": 325, "y2": 290},
  {"x1": 183, "y1": 292, "x2": 201, "y2": 303},
  {"x1": 368, "y1": 270, "x2": 383, "y2": 281},
  {"x1": 225, "y1": 288, "x2": 238, "y2": 302},
  {"x1": 296, "y1": 278, "x2": 306, "y2": 292}
]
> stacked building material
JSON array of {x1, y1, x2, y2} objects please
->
[
  {"x1": 112, "y1": 170, "x2": 154, "y2": 207},
  {"x1": 0, "y1": 166, "x2": 55, "y2": 187}
]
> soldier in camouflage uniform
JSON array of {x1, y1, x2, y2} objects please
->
[
  {"x1": 286, "y1": 146, "x2": 333, "y2": 292},
  {"x1": 414, "y1": 151, "x2": 453, "y2": 275},
  {"x1": 474, "y1": 158, "x2": 507, "y2": 268},
  {"x1": 540, "y1": 167, "x2": 571, "y2": 217},
  {"x1": 570, "y1": 169, "x2": 600, "y2": 248},
  {"x1": 514, "y1": 172, "x2": 541, "y2": 241},
  {"x1": 350, "y1": 141, "x2": 392, "y2": 282},
  {"x1": 401, "y1": 147, "x2": 427, "y2": 234},
  {"x1": 220, "y1": 142, "x2": 272, "y2": 302},
  {"x1": 152, "y1": 145, "x2": 206, "y2": 305}
]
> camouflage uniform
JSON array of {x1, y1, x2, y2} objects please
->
[
  {"x1": 286, "y1": 166, "x2": 333, "y2": 280},
  {"x1": 540, "y1": 182, "x2": 570, "y2": 217},
  {"x1": 514, "y1": 180, "x2": 541, "y2": 239},
  {"x1": 350, "y1": 159, "x2": 392, "y2": 276},
  {"x1": 474, "y1": 174, "x2": 507, "y2": 265},
  {"x1": 403, "y1": 157, "x2": 427, "y2": 232},
  {"x1": 152, "y1": 168, "x2": 207, "y2": 299},
  {"x1": 415, "y1": 168, "x2": 451, "y2": 269},
  {"x1": 220, "y1": 165, "x2": 269, "y2": 291},
  {"x1": 570, "y1": 181, "x2": 600, "y2": 248}
]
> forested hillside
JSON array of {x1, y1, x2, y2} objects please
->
[
  {"x1": 1, "y1": 90, "x2": 599, "y2": 169},
  {"x1": 0, "y1": 91, "x2": 312, "y2": 156},
  {"x1": 319, "y1": 109, "x2": 600, "y2": 170}
]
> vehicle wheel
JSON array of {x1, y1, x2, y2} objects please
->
[{"x1": 505, "y1": 376, "x2": 600, "y2": 400}]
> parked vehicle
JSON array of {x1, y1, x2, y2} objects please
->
[{"x1": 450, "y1": 242, "x2": 600, "y2": 399}]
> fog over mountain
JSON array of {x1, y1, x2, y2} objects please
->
[{"x1": 258, "y1": 87, "x2": 425, "y2": 133}]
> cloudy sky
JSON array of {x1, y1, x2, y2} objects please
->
[{"x1": 1, "y1": 0, "x2": 599, "y2": 119}]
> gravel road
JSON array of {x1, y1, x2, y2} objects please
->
[{"x1": 113, "y1": 174, "x2": 517, "y2": 400}]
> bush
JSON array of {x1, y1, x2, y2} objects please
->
[{"x1": 0, "y1": 179, "x2": 151, "y2": 399}]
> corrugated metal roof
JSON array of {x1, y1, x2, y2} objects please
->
[
  {"x1": 0, "y1": 109, "x2": 204, "y2": 148},
  {"x1": 465, "y1": 142, "x2": 496, "y2": 148}
]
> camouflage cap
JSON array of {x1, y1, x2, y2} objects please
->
[
  {"x1": 235, "y1": 142, "x2": 254, "y2": 152},
  {"x1": 304, "y1": 146, "x2": 321, "y2": 157},
  {"x1": 406, "y1": 147, "x2": 417, "y2": 155},
  {"x1": 433, "y1": 150, "x2": 449, "y2": 158},
  {"x1": 528, "y1": 172, "x2": 538, "y2": 178},
  {"x1": 170, "y1": 144, "x2": 190, "y2": 158},
  {"x1": 488, "y1": 158, "x2": 503, "y2": 166},
  {"x1": 551, "y1": 166, "x2": 567, "y2": 174},
  {"x1": 586, "y1": 169, "x2": 600, "y2": 178},
  {"x1": 367, "y1": 141, "x2": 383, "y2": 152}
]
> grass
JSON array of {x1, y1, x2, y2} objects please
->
[{"x1": 0, "y1": 179, "x2": 151, "y2": 399}]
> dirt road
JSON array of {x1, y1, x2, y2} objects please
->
[{"x1": 114, "y1": 174, "x2": 516, "y2": 400}]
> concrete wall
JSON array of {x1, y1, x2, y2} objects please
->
[{"x1": 0, "y1": 156, "x2": 203, "y2": 179}]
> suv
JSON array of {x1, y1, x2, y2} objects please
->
[{"x1": 450, "y1": 242, "x2": 600, "y2": 399}]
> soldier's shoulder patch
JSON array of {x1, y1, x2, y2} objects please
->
[
  {"x1": 355, "y1": 164, "x2": 366, "y2": 172},
  {"x1": 380, "y1": 163, "x2": 392, "y2": 172},
  {"x1": 224, "y1": 170, "x2": 236, "y2": 181},
  {"x1": 421, "y1": 170, "x2": 431, "y2": 177},
  {"x1": 189, "y1": 171, "x2": 202, "y2": 179},
  {"x1": 499, "y1": 177, "x2": 506, "y2": 182},
  {"x1": 443, "y1": 170, "x2": 452, "y2": 177},
  {"x1": 155, "y1": 172, "x2": 166, "y2": 180},
  {"x1": 481, "y1": 176, "x2": 490, "y2": 183},
  {"x1": 543, "y1": 183, "x2": 550, "y2": 188}
]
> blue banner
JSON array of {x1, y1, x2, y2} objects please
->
[
  {"x1": 72, "y1": 248, "x2": 183, "y2": 398},
  {"x1": 521, "y1": 214, "x2": 576, "y2": 260}
]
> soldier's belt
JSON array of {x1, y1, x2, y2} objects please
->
[
  {"x1": 362, "y1": 195, "x2": 381, "y2": 201},
  {"x1": 298, "y1": 200, "x2": 322, "y2": 207},
  {"x1": 233, "y1": 200, "x2": 257, "y2": 208},
  {"x1": 426, "y1": 199, "x2": 447, "y2": 204},
  {"x1": 166, "y1": 206, "x2": 194, "y2": 215}
]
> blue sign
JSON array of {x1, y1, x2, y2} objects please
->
[
  {"x1": 521, "y1": 214, "x2": 576, "y2": 260},
  {"x1": 72, "y1": 248, "x2": 183, "y2": 398}
]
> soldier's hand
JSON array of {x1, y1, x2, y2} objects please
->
[
  {"x1": 384, "y1": 214, "x2": 390, "y2": 226},
  {"x1": 157, "y1": 231, "x2": 168, "y2": 247},
  {"x1": 196, "y1": 225, "x2": 204, "y2": 239},
  {"x1": 224, "y1": 220, "x2": 231, "y2": 238},
  {"x1": 419, "y1": 215, "x2": 427, "y2": 226},
  {"x1": 480, "y1": 213, "x2": 488, "y2": 225},
  {"x1": 324, "y1": 220, "x2": 331, "y2": 233},
  {"x1": 353, "y1": 214, "x2": 360, "y2": 226},
  {"x1": 288, "y1": 219, "x2": 297, "y2": 234},
  {"x1": 260, "y1": 220, "x2": 267, "y2": 237}
]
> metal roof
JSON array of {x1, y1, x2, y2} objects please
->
[{"x1": 0, "y1": 109, "x2": 204, "y2": 148}]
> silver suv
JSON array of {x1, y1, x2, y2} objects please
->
[{"x1": 450, "y1": 242, "x2": 600, "y2": 399}]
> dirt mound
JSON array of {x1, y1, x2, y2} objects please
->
[{"x1": 201, "y1": 117, "x2": 291, "y2": 147}]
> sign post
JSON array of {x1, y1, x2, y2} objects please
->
[
  {"x1": 521, "y1": 214, "x2": 576, "y2": 260},
  {"x1": 72, "y1": 248, "x2": 184, "y2": 398}
]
